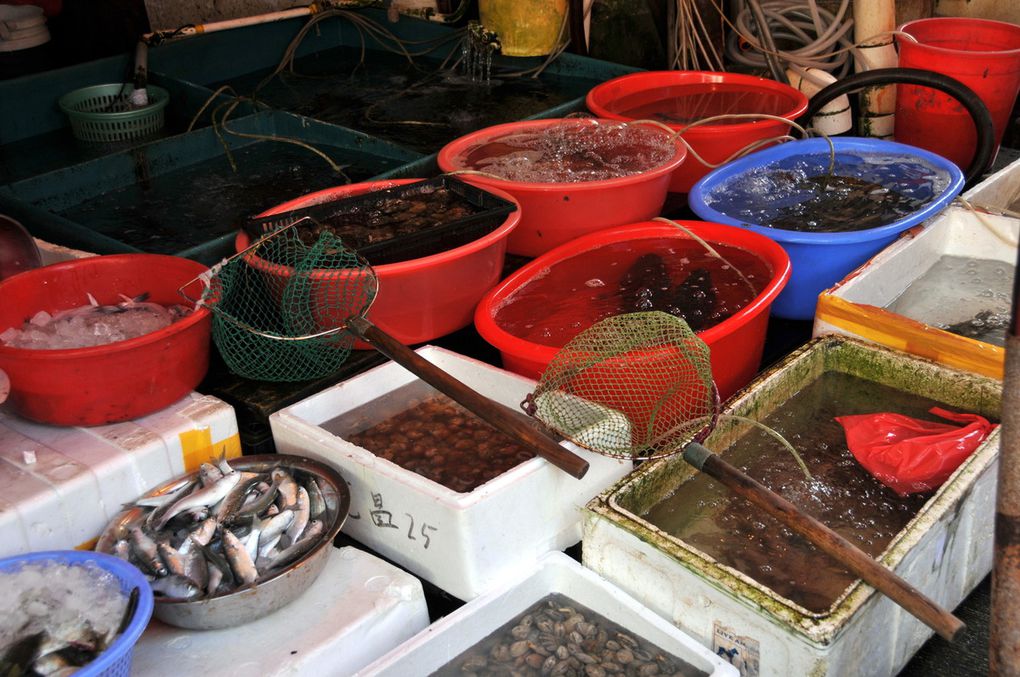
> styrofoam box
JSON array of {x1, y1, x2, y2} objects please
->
[
  {"x1": 813, "y1": 204, "x2": 1018, "y2": 379},
  {"x1": 134, "y1": 546, "x2": 429, "y2": 676},
  {"x1": 360, "y1": 551, "x2": 739, "y2": 677},
  {"x1": 0, "y1": 392, "x2": 240, "y2": 557},
  {"x1": 270, "y1": 346, "x2": 632, "y2": 601},
  {"x1": 582, "y1": 336, "x2": 1001, "y2": 677},
  {"x1": 962, "y1": 152, "x2": 1020, "y2": 213}
]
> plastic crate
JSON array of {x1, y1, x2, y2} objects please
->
[{"x1": 245, "y1": 175, "x2": 516, "y2": 265}]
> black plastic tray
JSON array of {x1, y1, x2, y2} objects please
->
[{"x1": 244, "y1": 176, "x2": 517, "y2": 266}]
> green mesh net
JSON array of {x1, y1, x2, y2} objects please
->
[
  {"x1": 524, "y1": 311, "x2": 717, "y2": 460},
  {"x1": 200, "y1": 223, "x2": 376, "y2": 382}
]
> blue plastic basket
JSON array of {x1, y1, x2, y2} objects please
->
[
  {"x1": 688, "y1": 137, "x2": 965, "y2": 320},
  {"x1": 0, "y1": 550, "x2": 154, "y2": 677}
]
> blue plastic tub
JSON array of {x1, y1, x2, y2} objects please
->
[
  {"x1": 688, "y1": 137, "x2": 965, "y2": 319},
  {"x1": 0, "y1": 550, "x2": 154, "y2": 677}
]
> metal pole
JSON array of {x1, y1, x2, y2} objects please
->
[{"x1": 990, "y1": 239, "x2": 1020, "y2": 675}]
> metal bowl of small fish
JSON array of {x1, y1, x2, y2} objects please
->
[{"x1": 95, "y1": 454, "x2": 350, "y2": 630}]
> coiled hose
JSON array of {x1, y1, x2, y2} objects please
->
[{"x1": 797, "y1": 67, "x2": 996, "y2": 187}]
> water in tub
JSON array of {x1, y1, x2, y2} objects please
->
[
  {"x1": 430, "y1": 592, "x2": 709, "y2": 677},
  {"x1": 884, "y1": 254, "x2": 1015, "y2": 346},
  {"x1": 640, "y1": 371, "x2": 977, "y2": 613},
  {"x1": 459, "y1": 122, "x2": 677, "y2": 183},
  {"x1": 493, "y1": 238, "x2": 770, "y2": 347},
  {"x1": 704, "y1": 152, "x2": 952, "y2": 232}
]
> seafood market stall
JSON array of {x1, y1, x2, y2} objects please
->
[{"x1": 0, "y1": 3, "x2": 1019, "y2": 676}]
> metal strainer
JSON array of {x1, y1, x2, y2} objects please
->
[{"x1": 522, "y1": 311, "x2": 964, "y2": 640}]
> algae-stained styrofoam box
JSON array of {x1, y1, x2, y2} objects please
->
[
  {"x1": 0, "y1": 392, "x2": 240, "y2": 557},
  {"x1": 270, "y1": 346, "x2": 632, "y2": 601},
  {"x1": 582, "y1": 336, "x2": 1001, "y2": 677},
  {"x1": 360, "y1": 551, "x2": 738, "y2": 677},
  {"x1": 133, "y1": 546, "x2": 429, "y2": 676},
  {"x1": 813, "y1": 204, "x2": 1018, "y2": 380}
]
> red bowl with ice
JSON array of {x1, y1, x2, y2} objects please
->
[
  {"x1": 586, "y1": 71, "x2": 809, "y2": 193},
  {"x1": 474, "y1": 221, "x2": 791, "y2": 401},
  {"x1": 236, "y1": 179, "x2": 521, "y2": 347},
  {"x1": 437, "y1": 118, "x2": 687, "y2": 257},
  {"x1": 0, "y1": 254, "x2": 211, "y2": 426}
]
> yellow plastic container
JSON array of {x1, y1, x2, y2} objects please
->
[{"x1": 478, "y1": 0, "x2": 567, "y2": 57}]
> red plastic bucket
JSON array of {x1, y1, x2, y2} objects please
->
[
  {"x1": 896, "y1": 17, "x2": 1020, "y2": 170},
  {"x1": 586, "y1": 71, "x2": 808, "y2": 193},
  {"x1": 437, "y1": 118, "x2": 687, "y2": 257},
  {"x1": 0, "y1": 254, "x2": 211, "y2": 426},
  {"x1": 474, "y1": 221, "x2": 791, "y2": 401},
  {"x1": 237, "y1": 179, "x2": 521, "y2": 347}
]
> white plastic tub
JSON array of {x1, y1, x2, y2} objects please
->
[
  {"x1": 360, "y1": 551, "x2": 738, "y2": 677},
  {"x1": 813, "y1": 203, "x2": 1018, "y2": 380},
  {"x1": 582, "y1": 336, "x2": 1001, "y2": 677},
  {"x1": 270, "y1": 346, "x2": 632, "y2": 601},
  {"x1": 133, "y1": 546, "x2": 429, "y2": 676}
]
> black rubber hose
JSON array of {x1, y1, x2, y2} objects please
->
[{"x1": 796, "y1": 67, "x2": 996, "y2": 188}]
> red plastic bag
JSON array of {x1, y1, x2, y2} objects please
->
[{"x1": 836, "y1": 407, "x2": 995, "y2": 497}]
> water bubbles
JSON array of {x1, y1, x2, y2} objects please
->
[
  {"x1": 462, "y1": 122, "x2": 676, "y2": 183},
  {"x1": 584, "y1": 278, "x2": 606, "y2": 288}
]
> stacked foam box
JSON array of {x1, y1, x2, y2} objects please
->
[{"x1": 0, "y1": 393, "x2": 240, "y2": 556}]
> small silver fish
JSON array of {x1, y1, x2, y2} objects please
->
[
  {"x1": 180, "y1": 537, "x2": 209, "y2": 591},
  {"x1": 150, "y1": 574, "x2": 203, "y2": 600},
  {"x1": 157, "y1": 472, "x2": 241, "y2": 530},
  {"x1": 128, "y1": 526, "x2": 166, "y2": 577},
  {"x1": 285, "y1": 487, "x2": 309, "y2": 545},
  {"x1": 198, "y1": 463, "x2": 223, "y2": 487},
  {"x1": 206, "y1": 560, "x2": 225, "y2": 597},
  {"x1": 222, "y1": 529, "x2": 258, "y2": 586},
  {"x1": 189, "y1": 517, "x2": 218, "y2": 547},
  {"x1": 306, "y1": 478, "x2": 327, "y2": 519},
  {"x1": 158, "y1": 541, "x2": 187, "y2": 578},
  {"x1": 273, "y1": 468, "x2": 299, "y2": 512},
  {"x1": 263, "y1": 520, "x2": 324, "y2": 571}
]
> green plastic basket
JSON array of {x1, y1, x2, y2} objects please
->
[{"x1": 58, "y1": 83, "x2": 170, "y2": 143}]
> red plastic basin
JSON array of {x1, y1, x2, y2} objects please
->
[
  {"x1": 586, "y1": 71, "x2": 808, "y2": 193},
  {"x1": 0, "y1": 254, "x2": 211, "y2": 426},
  {"x1": 474, "y1": 221, "x2": 791, "y2": 401},
  {"x1": 437, "y1": 118, "x2": 687, "y2": 258},
  {"x1": 237, "y1": 179, "x2": 521, "y2": 346}
]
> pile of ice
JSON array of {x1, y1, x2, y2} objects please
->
[
  {"x1": 1, "y1": 295, "x2": 191, "y2": 350},
  {"x1": 0, "y1": 560, "x2": 128, "y2": 655}
]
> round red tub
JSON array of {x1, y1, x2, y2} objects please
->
[
  {"x1": 437, "y1": 118, "x2": 687, "y2": 257},
  {"x1": 474, "y1": 221, "x2": 791, "y2": 401},
  {"x1": 237, "y1": 179, "x2": 521, "y2": 346},
  {"x1": 0, "y1": 254, "x2": 211, "y2": 426},
  {"x1": 586, "y1": 71, "x2": 808, "y2": 194}
]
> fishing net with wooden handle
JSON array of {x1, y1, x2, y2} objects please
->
[{"x1": 521, "y1": 311, "x2": 720, "y2": 460}]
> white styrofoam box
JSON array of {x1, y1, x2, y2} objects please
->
[
  {"x1": 582, "y1": 337, "x2": 1001, "y2": 677},
  {"x1": 962, "y1": 152, "x2": 1020, "y2": 213},
  {"x1": 360, "y1": 551, "x2": 739, "y2": 677},
  {"x1": 270, "y1": 345, "x2": 632, "y2": 601},
  {"x1": 133, "y1": 546, "x2": 430, "y2": 676},
  {"x1": 813, "y1": 204, "x2": 1018, "y2": 379},
  {"x1": 0, "y1": 392, "x2": 240, "y2": 557}
]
